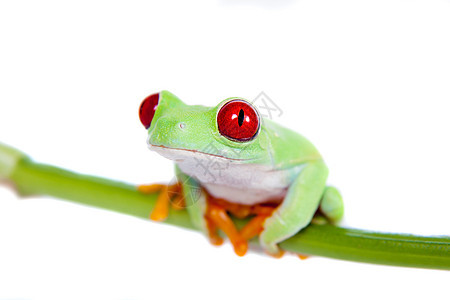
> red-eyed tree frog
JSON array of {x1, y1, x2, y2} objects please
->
[{"x1": 138, "y1": 91, "x2": 344, "y2": 257}]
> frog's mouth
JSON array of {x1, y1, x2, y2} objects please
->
[{"x1": 148, "y1": 144, "x2": 252, "y2": 163}]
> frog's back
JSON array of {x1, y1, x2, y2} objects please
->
[{"x1": 262, "y1": 119, "x2": 322, "y2": 170}]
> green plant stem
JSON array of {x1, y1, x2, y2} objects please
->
[{"x1": 1, "y1": 144, "x2": 449, "y2": 270}]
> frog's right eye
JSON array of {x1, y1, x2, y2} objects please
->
[{"x1": 139, "y1": 93, "x2": 159, "y2": 129}]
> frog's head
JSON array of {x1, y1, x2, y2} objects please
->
[{"x1": 139, "y1": 91, "x2": 272, "y2": 165}]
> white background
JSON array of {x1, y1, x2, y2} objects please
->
[{"x1": 1, "y1": 0, "x2": 449, "y2": 299}]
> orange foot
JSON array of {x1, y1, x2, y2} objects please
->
[
  {"x1": 139, "y1": 183, "x2": 288, "y2": 258},
  {"x1": 137, "y1": 183, "x2": 185, "y2": 221},
  {"x1": 204, "y1": 194, "x2": 279, "y2": 257}
]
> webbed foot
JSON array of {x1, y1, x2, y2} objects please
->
[
  {"x1": 205, "y1": 200, "x2": 248, "y2": 256},
  {"x1": 205, "y1": 195, "x2": 282, "y2": 257},
  {"x1": 137, "y1": 183, "x2": 184, "y2": 221}
]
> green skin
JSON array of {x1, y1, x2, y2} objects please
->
[{"x1": 145, "y1": 91, "x2": 344, "y2": 255}]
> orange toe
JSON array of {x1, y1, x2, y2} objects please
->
[
  {"x1": 205, "y1": 218, "x2": 224, "y2": 246},
  {"x1": 207, "y1": 203, "x2": 248, "y2": 256},
  {"x1": 240, "y1": 215, "x2": 267, "y2": 240},
  {"x1": 150, "y1": 185, "x2": 170, "y2": 221},
  {"x1": 234, "y1": 241, "x2": 248, "y2": 257},
  {"x1": 137, "y1": 183, "x2": 165, "y2": 194}
]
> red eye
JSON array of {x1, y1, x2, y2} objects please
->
[
  {"x1": 139, "y1": 93, "x2": 159, "y2": 129},
  {"x1": 217, "y1": 99, "x2": 260, "y2": 142}
]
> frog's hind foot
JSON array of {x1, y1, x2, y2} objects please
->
[
  {"x1": 137, "y1": 183, "x2": 184, "y2": 221},
  {"x1": 205, "y1": 196, "x2": 282, "y2": 257},
  {"x1": 205, "y1": 201, "x2": 248, "y2": 256}
]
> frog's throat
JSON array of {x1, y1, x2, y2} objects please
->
[{"x1": 148, "y1": 144, "x2": 253, "y2": 162}]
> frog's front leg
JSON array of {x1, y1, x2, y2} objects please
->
[
  {"x1": 175, "y1": 165, "x2": 208, "y2": 233},
  {"x1": 260, "y1": 160, "x2": 329, "y2": 255},
  {"x1": 176, "y1": 166, "x2": 249, "y2": 256}
]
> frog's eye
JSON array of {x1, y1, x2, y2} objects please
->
[
  {"x1": 217, "y1": 99, "x2": 260, "y2": 142},
  {"x1": 139, "y1": 93, "x2": 159, "y2": 129}
]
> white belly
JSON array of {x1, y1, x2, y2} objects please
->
[
  {"x1": 179, "y1": 161, "x2": 292, "y2": 205},
  {"x1": 200, "y1": 182, "x2": 286, "y2": 205},
  {"x1": 150, "y1": 145, "x2": 303, "y2": 205}
]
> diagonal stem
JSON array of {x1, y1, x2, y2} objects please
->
[{"x1": 1, "y1": 143, "x2": 449, "y2": 270}]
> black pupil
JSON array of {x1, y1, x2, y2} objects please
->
[{"x1": 238, "y1": 109, "x2": 244, "y2": 126}]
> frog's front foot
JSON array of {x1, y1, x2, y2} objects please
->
[
  {"x1": 259, "y1": 230, "x2": 284, "y2": 258},
  {"x1": 137, "y1": 183, "x2": 184, "y2": 221},
  {"x1": 246, "y1": 216, "x2": 285, "y2": 258}
]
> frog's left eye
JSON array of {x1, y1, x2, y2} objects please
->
[
  {"x1": 139, "y1": 93, "x2": 159, "y2": 129},
  {"x1": 217, "y1": 99, "x2": 260, "y2": 142}
]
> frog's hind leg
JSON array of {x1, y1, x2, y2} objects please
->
[{"x1": 318, "y1": 186, "x2": 344, "y2": 223}]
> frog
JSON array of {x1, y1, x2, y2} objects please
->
[{"x1": 138, "y1": 90, "x2": 344, "y2": 257}]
